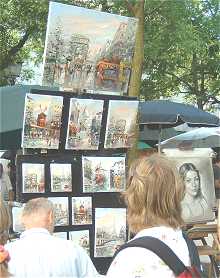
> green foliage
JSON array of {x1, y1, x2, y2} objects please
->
[
  {"x1": 141, "y1": 0, "x2": 220, "y2": 108},
  {"x1": 1, "y1": 0, "x2": 219, "y2": 109}
]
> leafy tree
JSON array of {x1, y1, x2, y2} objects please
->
[
  {"x1": 1, "y1": 0, "x2": 219, "y2": 110},
  {"x1": 0, "y1": 0, "x2": 49, "y2": 85},
  {"x1": 0, "y1": 0, "x2": 101, "y2": 85},
  {"x1": 141, "y1": 0, "x2": 220, "y2": 109}
]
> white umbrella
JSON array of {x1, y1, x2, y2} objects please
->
[{"x1": 161, "y1": 127, "x2": 220, "y2": 149}]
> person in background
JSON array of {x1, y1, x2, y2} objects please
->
[
  {"x1": 107, "y1": 154, "x2": 192, "y2": 277},
  {"x1": 0, "y1": 193, "x2": 11, "y2": 277},
  {"x1": 5, "y1": 197, "x2": 101, "y2": 277},
  {"x1": 179, "y1": 163, "x2": 209, "y2": 222},
  {"x1": 213, "y1": 153, "x2": 220, "y2": 202},
  {"x1": 0, "y1": 163, "x2": 14, "y2": 204}
]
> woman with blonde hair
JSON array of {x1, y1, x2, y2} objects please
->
[
  {"x1": 0, "y1": 193, "x2": 11, "y2": 277},
  {"x1": 107, "y1": 154, "x2": 200, "y2": 277}
]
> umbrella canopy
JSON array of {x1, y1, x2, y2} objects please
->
[
  {"x1": 139, "y1": 100, "x2": 219, "y2": 153},
  {"x1": 139, "y1": 100, "x2": 220, "y2": 128},
  {"x1": 137, "y1": 141, "x2": 152, "y2": 150},
  {"x1": 161, "y1": 127, "x2": 220, "y2": 149}
]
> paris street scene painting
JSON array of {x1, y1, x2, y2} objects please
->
[
  {"x1": 42, "y1": 2, "x2": 138, "y2": 95},
  {"x1": 22, "y1": 93, "x2": 63, "y2": 149}
]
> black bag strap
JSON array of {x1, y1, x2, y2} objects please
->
[
  {"x1": 113, "y1": 236, "x2": 187, "y2": 276},
  {"x1": 182, "y1": 231, "x2": 202, "y2": 272}
]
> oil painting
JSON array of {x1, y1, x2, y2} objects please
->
[
  {"x1": 48, "y1": 197, "x2": 69, "y2": 226},
  {"x1": 104, "y1": 100, "x2": 139, "y2": 148},
  {"x1": 12, "y1": 205, "x2": 25, "y2": 233},
  {"x1": 22, "y1": 163, "x2": 45, "y2": 193},
  {"x1": 94, "y1": 208, "x2": 126, "y2": 257},
  {"x1": 50, "y1": 163, "x2": 72, "y2": 192},
  {"x1": 22, "y1": 93, "x2": 63, "y2": 149},
  {"x1": 82, "y1": 156, "x2": 126, "y2": 193},
  {"x1": 42, "y1": 2, "x2": 138, "y2": 95},
  {"x1": 163, "y1": 148, "x2": 216, "y2": 224},
  {"x1": 65, "y1": 98, "x2": 104, "y2": 150},
  {"x1": 69, "y1": 230, "x2": 90, "y2": 255},
  {"x1": 53, "y1": 232, "x2": 68, "y2": 239},
  {"x1": 72, "y1": 197, "x2": 92, "y2": 225}
]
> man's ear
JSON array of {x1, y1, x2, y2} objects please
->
[{"x1": 48, "y1": 210, "x2": 53, "y2": 224}]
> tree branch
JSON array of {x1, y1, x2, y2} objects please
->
[
  {"x1": 124, "y1": 0, "x2": 135, "y2": 15},
  {"x1": 0, "y1": 29, "x2": 31, "y2": 70},
  {"x1": 165, "y1": 71, "x2": 194, "y2": 91}
]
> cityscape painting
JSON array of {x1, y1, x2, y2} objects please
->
[
  {"x1": 72, "y1": 197, "x2": 92, "y2": 225},
  {"x1": 22, "y1": 163, "x2": 45, "y2": 193},
  {"x1": 50, "y1": 163, "x2": 72, "y2": 192},
  {"x1": 42, "y1": 2, "x2": 138, "y2": 95},
  {"x1": 94, "y1": 208, "x2": 126, "y2": 257},
  {"x1": 69, "y1": 230, "x2": 90, "y2": 255},
  {"x1": 12, "y1": 205, "x2": 25, "y2": 233},
  {"x1": 48, "y1": 197, "x2": 69, "y2": 226},
  {"x1": 22, "y1": 93, "x2": 63, "y2": 149},
  {"x1": 53, "y1": 232, "x2": 68, "y2": 239},
  {"x1": 65, "y1": 98, "x2": 104, "y2": 150},
  {"x1": 104, "y1": 100, "x2": 139, "y2": 148},
  {"x1": 82, "y1": 156, "x2": 126, "y2": 193}
]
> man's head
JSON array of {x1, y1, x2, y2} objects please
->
[{"x1": 21, "y1": 198, "x2": 54, "y2": 233}]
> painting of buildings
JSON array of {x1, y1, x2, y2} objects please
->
[
  {"x1": 22, "y1": 94, "x2": 63, "y2": 149},
  {"x1": 50, "y1": 163, "x2": 72, "y2": 192},
  {"x1": 72, "y1": 197, "x2": 92, "y2": 225},
  {"x1": 104, "y1": 100, "x2": 139, "y2": 148},
  {"x1": 42, "y1": 2, "x2": 138, "y2": 95},
  {"x1": 22, "y1": 163, "x2": 45, "y2": 193},
  {"x1": 94, "y1": 208, "x2": 126, "y2": 257},
  {"x1": 12, "y1": 205, "x2": 25, "y2": 233},
  {"x1": 65, "y1": 98, "x2": 104, "y2": 150},
  {"x1": 53, "y1": 232, "x2": 68, "y2": 239},
  {"x1": 69, "y1": 230, "x2": 90, "y2": 255},
  {"x1": 82, "y1": 156, "x2": 126, "y2": 193},
  {"x1": 48, "y1": 197, "x2": 69, "y2": 226}
]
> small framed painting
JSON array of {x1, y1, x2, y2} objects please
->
[
  {"x1": 94, "y1": 208, "x2": 126, "y2": 257},
  {"x1": 12, "y1": 205, "x2": 25, "y2": 233},
  {"x1": 82, "y1": 156, "x2": 126, "y2": 193},
  {"x1": 65, "y1": 98, "x2": 104, "y2": 150},
  {"x1": 50, "y1": 163, "x2": 72, "y2": 192},
  {"x1": 69, "y1": 230, "x2": 90, "y2": 255},
  {"x1": 22, "y1": 93, "x2": 63, "y2": 149},
  {"x1": 48, "y1": 197, "x2": 69, "y2": 226},
  {"x1": 104, "y1": 100, "x2": 139, "y2": 148},
  {"x1": 72, "y1": 197, "x2": 92, "y2": 225},
  {"x1": 22, "y1": 163, "x2": 45, "y2": 193},
  {"x1": 53, "y1": 232, "x2": 68, "y2": 240}
]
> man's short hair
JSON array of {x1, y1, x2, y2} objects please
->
[{"x1": 22, "y1": 198, "x2": 54, "y2": 218}]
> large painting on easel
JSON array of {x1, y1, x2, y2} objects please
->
[
  {"x1": 163, "y1": 149, "x2": 216, "y2": 224},
  {"x1": 42, "y1": 2, "x2": 138, "y2": 95}
]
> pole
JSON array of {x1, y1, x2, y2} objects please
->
[{"x1": 158, "y1": 125, "x2": 162, "y2": 154}]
